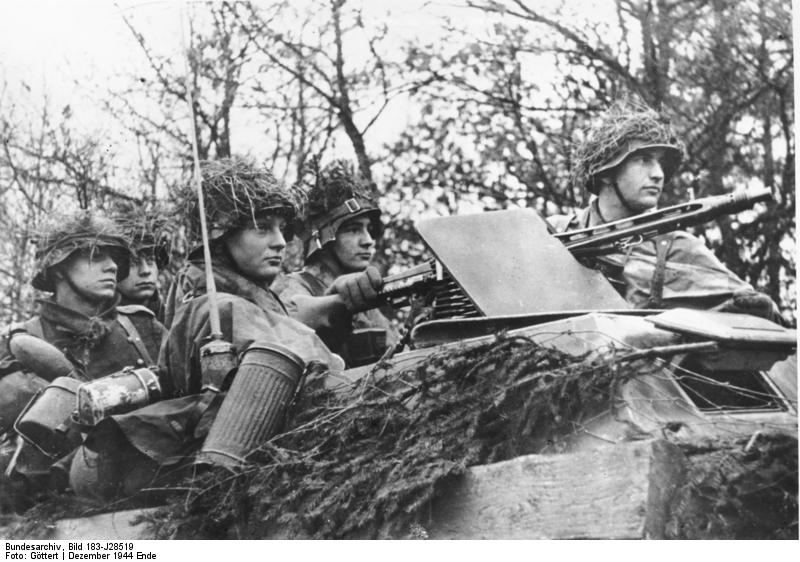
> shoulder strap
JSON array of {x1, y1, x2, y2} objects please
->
[
  {"x1": 116, "y1": 313, "x2": 154, "y2": 365},
  {"x1": 645, "y1": 234, "x2": 675, "y2": 309}
]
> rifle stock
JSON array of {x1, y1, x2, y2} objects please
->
[{"x1": 377, "y1": 187, "x2": 773, "y2": 307}]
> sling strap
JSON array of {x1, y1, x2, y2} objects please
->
[
  {"x1": 645, "y1": 234, "x2": 675, "y2": 309},
  {"x1": 116, "y1": 313, "x2": 155, "y2": 366}
]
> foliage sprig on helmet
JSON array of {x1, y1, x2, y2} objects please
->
[
  {"x1": 571, "y1": 100, "x2": 685, "y2": 196},
  {"x1": 32, "y1": 210, "x2": 131, "y2": 292},
  {"x1": 113, "y1": 204, "x2": 174, "y2": 269},
  {"x1": 298, "y1": 159, "x2": 382, "y2": 261},
  {"x1": 177, "y1": 157, "x2": 307, "y2": 257}
]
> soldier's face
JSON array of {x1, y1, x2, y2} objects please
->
[
  {"x1": 609, "y1": 148, "x2": 666, "y2": 212},
  {"x1": 118, "y1": 253, "x2": 158, "y2": 302},
  {"x1": 332, "y1": 216, "x2": 376, "y2": 273},
  {"x1": 225, "y1": 214, "x2": 287, "y2": 284},
  {"x1": 59, "y1": 249, "x2": 119, "y2": 303}
]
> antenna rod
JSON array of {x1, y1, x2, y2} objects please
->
[{"x1": 180, "y1": 3, "x2": 222, "y2": 339}]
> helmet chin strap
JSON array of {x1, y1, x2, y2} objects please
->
[
  {"x1": 319, "y1": 244, "x2": 349, "y2": 276},
  {"x1": 609, "y1": 178, "x2": 640, "y2": 215}
]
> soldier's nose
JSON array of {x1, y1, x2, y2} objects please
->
[
  {"x1": 650, "y1": 161, "x2": 664, "y2": 181},
  {"x1": 102, "y1": 256, "x2": 118, "y2": 273},
  {"x1": 269, "y1": 226, "x2": 286, "y2": 250}
]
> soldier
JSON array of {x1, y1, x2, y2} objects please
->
[
  {"x1": 0, "y1": 210, "x2": 165, "y2": 509},
  {"x1": 548, "y1": 102, "x2": 784, "y2": 322},
  {"x1": 69, "y1": 157, "x2": 343, "y2": 502},
  {"x1": 273, "y1": 160, "x2": 399, "y2": 366},
  {"x1": 116, "y1": 209, "x2": 172, "y2": 321}
]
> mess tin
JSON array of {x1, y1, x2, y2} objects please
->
[{"x1": 14, "y1": 376, "x2": 82, "y2": 458}]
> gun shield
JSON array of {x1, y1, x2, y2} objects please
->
[{"x1": 198, "y1": 342, "x2": 305, "y2": 470}]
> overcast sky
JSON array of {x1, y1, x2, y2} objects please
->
[{"x1": 0, "y1": 0, "x2": 617, "y2": 176}]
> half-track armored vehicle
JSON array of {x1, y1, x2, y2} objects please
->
[{"x1": 8, "y1": 191, "x2": 797, "y2": 540}]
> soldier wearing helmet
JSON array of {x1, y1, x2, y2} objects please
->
[
  {"x1": 115, "y1": 207, "x2": 172, "y2": 321},
  {"x1": 273, "y1": 159, "x2": 399, "y2": 366},
  {"x1": 0, "y1": 210, "x2": 165, "y2": 510},
  {"x1": 69, "y1": 158, "x2": 342, "y2": 504},
  {"x1": 548, "y1": 101, "x2": 783, "y2": 322}
]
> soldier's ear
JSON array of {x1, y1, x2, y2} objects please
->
[
  {"x1": 47, "y1": 266, "x2": 67, "y2": 289},
  {"x1": 595, "y1": 174, "x2": 614, "y2": 192}
]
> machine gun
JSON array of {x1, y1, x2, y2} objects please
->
[
  {"x1": 558, "y1": 186, "x2": 773, "y2": 257},
  {"x1": 378, "y1": 187, "x2": 773, "y2": 313}
]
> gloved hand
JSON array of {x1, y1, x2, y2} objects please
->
[
  {"x1": 716, "y1": 290, "x2": 787, "y2": 326},
  {"x1": 325, "y1": 266, "x2": 383, "y2": 313}
]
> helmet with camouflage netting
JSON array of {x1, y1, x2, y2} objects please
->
[
  {"x1": 571, "y1": 100, "x2": 685, "y2": 196},
  {"x1": 298, "y1": 159, "x2": 382, "y2": 261},
  {"x1": 114, "y1": 204, "x2": 173, "y2": 270},
  {"x1": 177, "y1": 157, "x2": 307, "y2": 258},
  {"x1": 32, "y1": 209, "x2": 131, "y2": 292}
]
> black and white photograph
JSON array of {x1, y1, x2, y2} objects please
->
[{"x1": 0, "y1": 0, "x2": 796, "y2": 546}]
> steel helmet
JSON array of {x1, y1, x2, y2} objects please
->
[
  {"x1": 180, "y1": 157, "x2": 307, "y2": 258},
  {"x1": 115, "y1": 206, "x2": 173, "y2": 269},
  {"x1": 299, "y1": 159, "x2": 382, "y2": 261},
  {"x1": 571, "y1": 102, "x2": 685, "y2": 195},
  {"x1": 32, "y1": 210, "x2": 131, "y2": 292}
]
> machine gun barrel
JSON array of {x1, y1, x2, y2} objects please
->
[
  {"x1": 557, "y1": 187, "x2": 773, "y2": 257},
  {"x1": 376, "y1": 187, "x2": 773, "y2": 306}
]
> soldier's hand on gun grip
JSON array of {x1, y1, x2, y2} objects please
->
[{"x1": 326, "y1": 266, "x2": 383, "y2": 313}]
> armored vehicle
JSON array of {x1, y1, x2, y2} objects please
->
[{"x1": 7, "y1": 194, "x2": 797, "y2": 540}]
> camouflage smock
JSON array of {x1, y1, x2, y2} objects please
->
[{"x1": 82, "y1": 257, "x2": 343, "y2": 469}]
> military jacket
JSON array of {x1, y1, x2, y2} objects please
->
[
  {"x1": 0, "y1": 296, "x2": 166, "y2": 480},
  {"x1": 90, "y1": 257, "x2": 343, "y2": 466},
  {"x1": 0, "y1": 296, "x2": 165, "y2": 381},
  {"x1": 547, "y1": 201, "x2": 776, "y2": 311}
]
